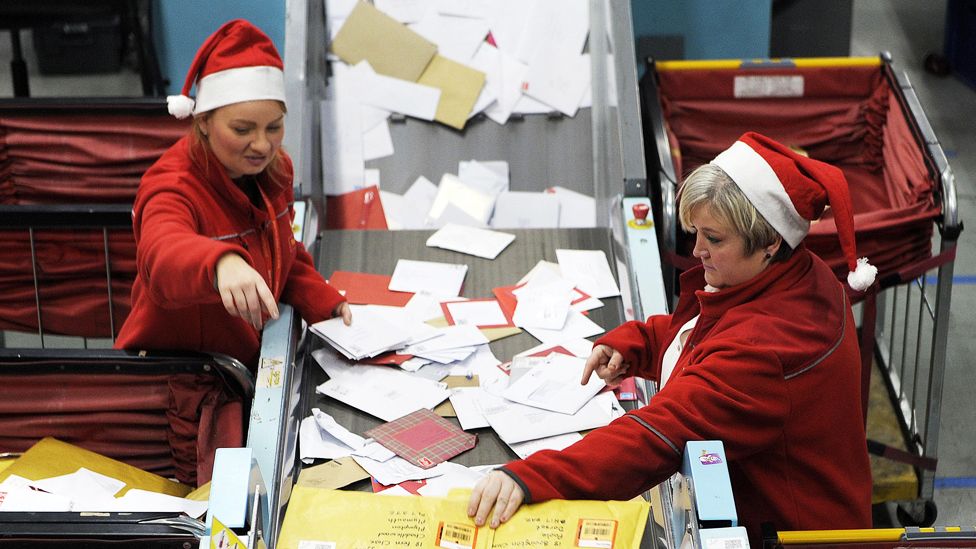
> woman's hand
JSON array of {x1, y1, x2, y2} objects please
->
[
  {"x1": 334, "y1": 302, "x2": 352, "y2": 325},
  {"x1": 467, "y1": 470, "x2": 524, "y2": 528},
  {"x1": 216, "y1": 253, "x2": 279, "y2": 330},
  {"x1": 582, "y1": 344, "x2": 630, "y2": 387}
]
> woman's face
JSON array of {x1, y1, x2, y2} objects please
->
[
  {"x1": 689, "y1": 205, "x2": 771, "y2": 289},
  {"x1": 199, "y1": 100, "x2": 285, "y2": 179}
]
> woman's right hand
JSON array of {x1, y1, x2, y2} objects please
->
[
  {"x1": 582, "y1": 344, "x2": 630, "y2": 387},
  {"x1": 216, "y1": 253, "x2": 279, "y2": 330}
]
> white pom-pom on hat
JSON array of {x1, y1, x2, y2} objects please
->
[
  {"x1": 167, "y1": 95, "x2": 195, "y2": 119},
  {"x1": 847, "y1": 257, "x2": 878, "y2": 292},
  {"x1": 168, "y1": 19, "x2": 286, "y2": 120}
]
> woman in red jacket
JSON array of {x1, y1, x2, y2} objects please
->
[
  {"x1": 468, "y1": 132, "x2": 875, "y2": 544},
  {"x1": 116, "y1": 19, "x2": 349, "y2": 369}
]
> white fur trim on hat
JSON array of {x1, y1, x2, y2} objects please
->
[
  {"x1": 847, "y1": 257, "x2": 878, "y2": 291},
  {"x1": 711, "y1": 140, "x2": 809, "y2": 248},
  {"x1": 193, "y1": 65, "x2": 286, "y2": 115},
  {"x1": 167, "y1": 95, "x2": 195, "y2": 119}
]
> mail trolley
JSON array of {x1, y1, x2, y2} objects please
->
[{"x1": 640, "y1": 54, "x2": 961, "y2": 527}]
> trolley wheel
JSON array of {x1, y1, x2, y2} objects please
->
[
  {"x1": 923, "y1": 53, "x2": 951, "y2": 76},
  {"x1": 896, "y1": 500, "x2": 938, "y2": 527}
]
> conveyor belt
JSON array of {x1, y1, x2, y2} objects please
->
[{"x1": 298, "y1": 227, "x2": 628, "y2": 487}]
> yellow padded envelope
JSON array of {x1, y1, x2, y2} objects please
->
[
  {"x1": 277, "y1": 486, "x2": 649, "y2": 549},
  {"x1": 0, "y1": 437, "x2": 191, "y2": 497}
]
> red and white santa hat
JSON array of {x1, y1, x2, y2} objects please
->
[
  {"x1": 166, "y1": 19, "x2": 285, "y2": 119},
  {"x1": 710, "y1": 131, "x2": 877, "y2": 291}
]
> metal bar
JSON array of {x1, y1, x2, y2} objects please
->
[
  {"x1": 898, "y1": 285, "x2": 912, "y2": 407},
  {"x1": 28, "y1": 228, "x2": 44, "y2": 347},
  {"x1": 103, "y1": 228, "x2": 116, "y2": 342},
  {"x1": 920, "y1": 246, "x2": 956, "y2": 501},
  {"x1": 911, "y1": 279, "x2": 926, "y2": 436}
]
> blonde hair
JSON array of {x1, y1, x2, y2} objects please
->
[{"x1": 677, "y1": 164, "x2": 789, "y2": 257}]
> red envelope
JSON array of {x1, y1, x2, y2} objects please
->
[
  {"x1": 366, "y1": 408, "x2": 477, "y2": 469},
  {"x1": 328, "y1": 270, "x2": 413, "y2": 306},
  {"x1": 325, "y1": 185, "x2": 388, "y2": 229},
  {"x1": 358, "y1": 351, "x2": 416, "y2": 366},
  {"x1": 371, "y1": 478, "x2": 427, "y2": 494}
]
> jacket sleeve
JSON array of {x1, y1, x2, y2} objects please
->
[
  {"x1": 280, "y1": 240, "x2": 345, "y2": 324},
  {"x1": 503, "y1": 328, "x2": 789, "y2": 504},
  {"x1": 135, "y1": 187, "x2": 250, "y2": 308},
  {"x1": 593, "y1": 314, "x2": 673, "y2": 381}
]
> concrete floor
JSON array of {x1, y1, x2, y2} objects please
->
[
  {"x1": 849, "y1": 0, "x2": 976, "y2": 528},
  {"x1": 0, "y1": 0, "x2": 973, "y2": 531}
]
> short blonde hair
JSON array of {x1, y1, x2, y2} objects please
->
[{"x1": 677, "y1": 164, "x2": 786, "y2": 256}]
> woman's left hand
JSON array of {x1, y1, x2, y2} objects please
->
[
  {"x1": 334, "y1": 302, "x2": 352, "y2": 325},
  {"x1": 467, "y1": 470, "x2": 524, "y2": 528}
]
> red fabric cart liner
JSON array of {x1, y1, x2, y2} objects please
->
[
  {"x1": 0, "y1": 110, "x2": 187, "y2": 337},
  {"x1": 655, "y1": 64, "x2": 940, "y2": 283},
  {"x1": 0, "y1": 371, "x2": 243, "y2": 486}
]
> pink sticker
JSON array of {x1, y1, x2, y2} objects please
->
[{"x1": 699, "y1": 452, "x2": 723, "y2": 465}]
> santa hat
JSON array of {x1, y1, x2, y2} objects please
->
[
  {"x1": 710, "y1": 131, "x2": 877, "y2": 292},
  {"x1": 166, "y1": 19, "x2": 285, "y2": 119}
]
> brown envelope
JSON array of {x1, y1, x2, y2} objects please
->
[
  {"x1": 417, "y1": 55, "x2": 487, "y2": 130},
  {"x1": 331, "y1": 1, "x2": 437, "y2": 82}
]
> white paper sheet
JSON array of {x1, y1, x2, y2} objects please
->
[
  {"x1": 310, "y1": 307, "x2": 413, "y2": 359},
  {"x1": 0, "y1": 487, "x2": 74, "y2": 512},
  {"x1": 449, "y1": 386, "x2": 491, "y2": 430},
  {"x1": 515, "y1": 0, "x2": 589, "y2": 63},
  {"x1": 512, "y1": 288, "x2": 572, "y2": 330},
  {"x1": 31, "y1": 468, "x2": 125, "y2": 501},
  {"x1": 360, "y1": 71, "x2": 442, "y2": 120},
  {"x1": 485, "y1": 0, "x2": 531, "y2": 55},
  {"x1": 352, "y1": 455, "x2": 453, "y2": 486},
  {"x1": 362, "y1": 118, "x2": 394, "y2": 161},
  {"x1": 548, "y1": 186, "x2": 596, "y2": 228},
  {"x1": 389, "y1": 259, "x2": 468, "y2": 298},
  {"x1": 482, "y1": 390, "x2": 619, "y2": 444},
  {"x1": 416, "y1": 462, "x2": 488, "y2": 496},
  {"x1": 524, "y1": 309, "x2": 604, "y2": 343},
  {"x1": 320, "y1": 98, "x2": 365, "y2": 196},
  {"x1": 404, "y1": 291, "x2": 448, "y2": 322},
  {"x1": 404, "y1": 175, "x2": 439, "y2": 214},
  {"x1": 458, "y1": 159, "x2": 509, "y2": 197},
  {"x1": 515, "y1": 337, "x2": 596, "y2": 359},
  {"x1": 427, "y1": 173, "x2": 496, "y2": 225},
  {"x1": 555, "y1": 249, "x2": 621, "y2": 298},
  {"x1": 490, "y1": 191, "x2": 561, "y2": 228},
  {"x1": 523, "y1": 51, "x2": 589, "y2": 117},
  {"x1": 447, "y1": 343, "x2": 500, "y2": 377},
  {"x1": 402, "y1": 324, "x2": 488, "y2": 354},
  {"x1": 443, "y1": 299, "x2": 509, "y2": 327},
  {"x1": 299, "y1": 409, "x2": 367, "y2": 462},
  {"x1": 426, "y1": 223, "x2": 515, "y2": 259},
  {"x1": 484, "y1": 46, "x2": 529, "y2": 124},
  {"x1": 410, "y1": 12, "x2": 489, "y2": 63},
  {"x1": 314, "y1": 356, "x2": 450, "y2": 422},
  {"x1": 503, "y1": 353, "x2": 605, "y2": 414},
  {"x1": 374, "y1": 0, "x2": 433, "y2": 23},
  {"x1": 429, "y1": 203, "x2": 486, "y2": 228},
  {"x1": 436, "y1": 0, "x2": 490, "y2": 18},
  {"x1": 507, "y1": 432, "x2": 582, "y2": 459}
]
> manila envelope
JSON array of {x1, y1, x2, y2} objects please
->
[
  {"x1": 331, "y1": 1, "x2": 437, "y2": 82},
  {"x1": 418, "y1": 55, "x2": 486, "y2": 130}
]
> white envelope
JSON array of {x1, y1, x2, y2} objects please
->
[{"x1": 502, "y1": 353, "x2": 605, "y2": 414}]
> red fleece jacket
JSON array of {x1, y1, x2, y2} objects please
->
[
  {"x1": 503, "y1": 247, "x2": 872, "y2": 545},
  {"x1": 116, "y1": 135, "x2": 344, "y2": 367}
]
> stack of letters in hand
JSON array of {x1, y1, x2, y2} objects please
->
[{"x1": 310, "y1": 307, "x2": 412, "y2": 360}]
